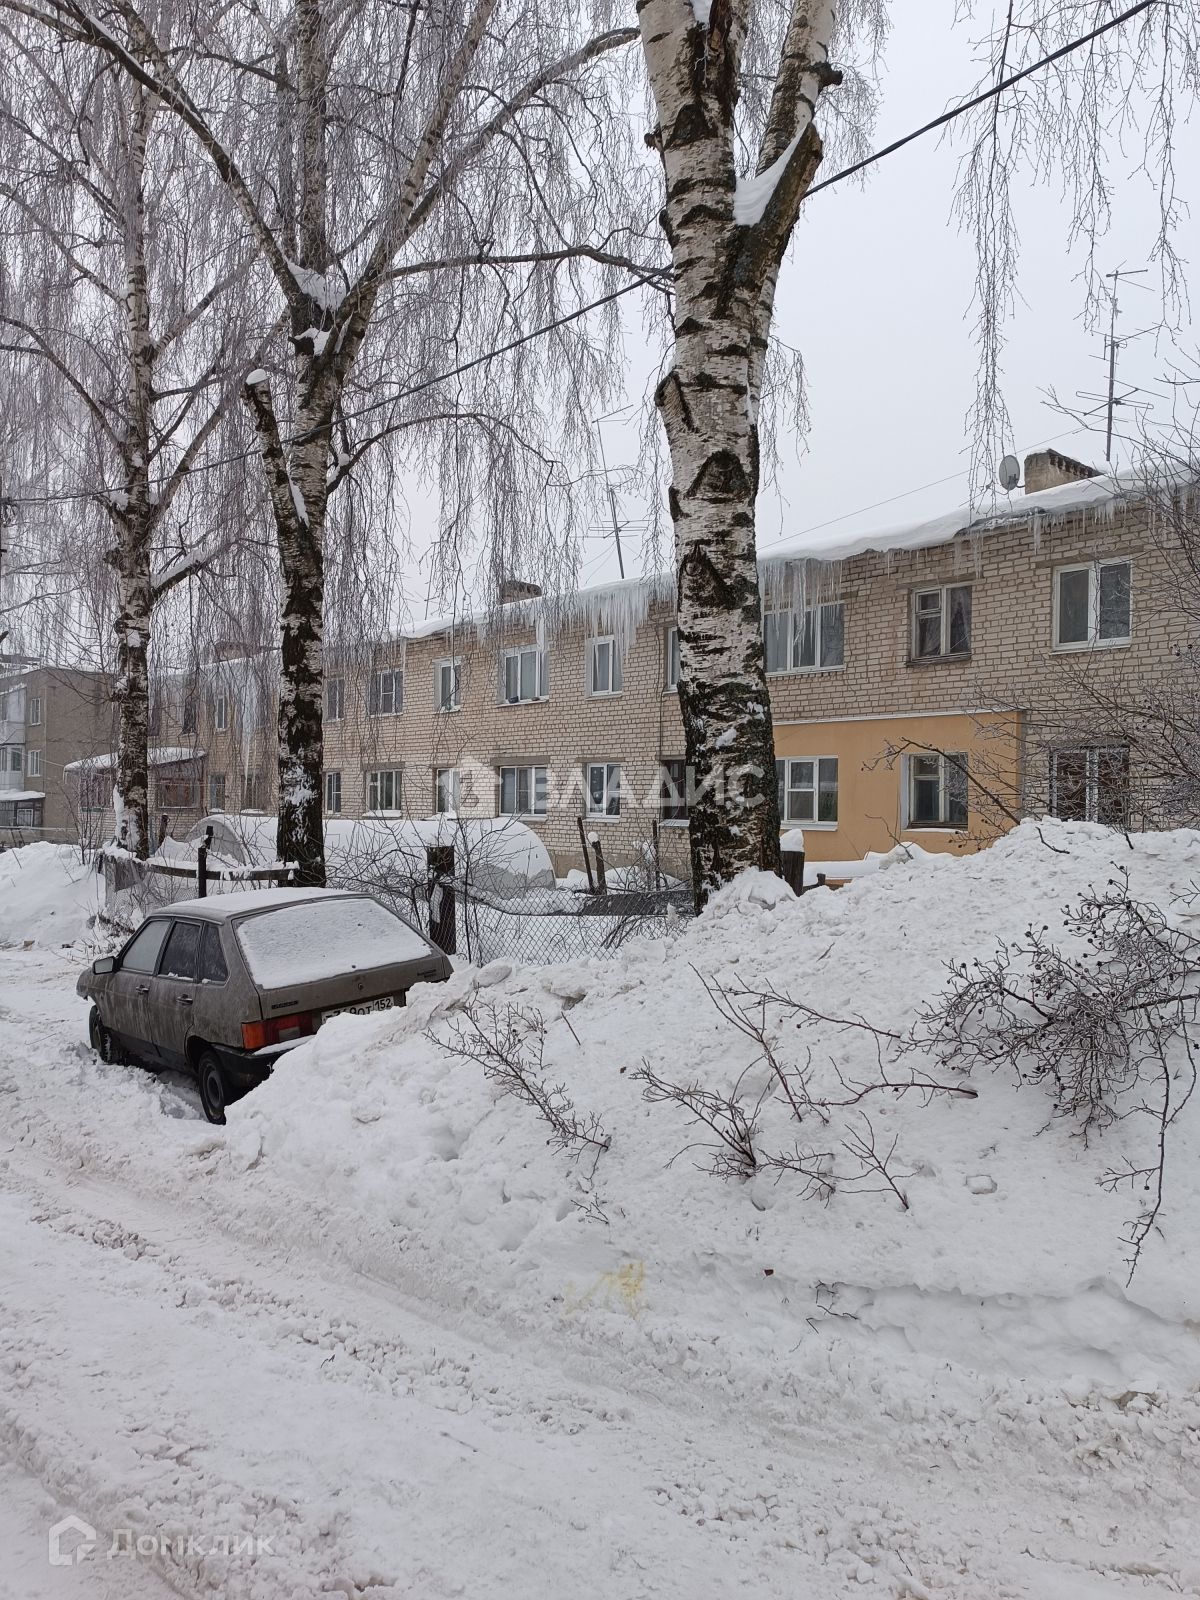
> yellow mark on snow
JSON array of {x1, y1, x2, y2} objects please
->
[{"x1": 564, "y1": 1260, "x2": 646, "y2": 1318}]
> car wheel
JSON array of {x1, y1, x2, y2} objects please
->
[
  {"x1": 195, "y1": 1050, "x2": 227, "y2": 1126},
  {"x1": 89, "y1": 1005, "x2": 121, "y2": 1064}
]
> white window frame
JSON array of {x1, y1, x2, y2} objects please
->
[
  {"x1": 434, "y1": 658, "x2": 462, "y2": 713},
  {"x1": 207, "y1": 772, "x2": 226, "y2": 812},
  {"x1": 368, "y1": 668, "x2": 404, "y2": 716},
  {"x1": 324, "y1": 770, "x2": 342, "y2": 814},
  {"x1": 911, "y1": 584, "x2": 972, "y2": 660},
  {"x1": 500, "y1": 646, "x2": 548, "y2": 705},
  {"x1": 776, "y1": 757, "x2": 839, "y2": 827},
  {"x1": 1049, "y1": 747, "x2": 1129, "y2": 824},
  {"x1": 586, "y1": 636, "x2": 623, "y2": 697},
  {"x1": 498, "y1": 764, "x2": 548, "y2": 818},
  {"x1": 585, "y1": 761, "x2": 622, "y2": 818},
  {"x1": 366, "y1": 767, "x2": 402, "y2": 811},
  {"x1": 764, "y1": 602, "x2": 845, "y2": 675},
  {"x1": 9, "y1": 746, "x2": 22, "y2": 774},
  {"x1": 903, "y1": 752, "x2": 969, "y2": 831},
  {"x1": 28, "y1": 696, "x2": 42, "y2": 727},
  {"x1": 325, "y1": 676, "x2": 344, "y2": 722},
  {"x1": 664, "y1": 626, "x2": 681, "y2": 692},
  {"x1": 1052, "y1": 558, "x2": 1132, "y2": 651},
  {"x1": 435, "y1": 766, "x2": 460, "y2": 814},
  {"x1": 213, "y1": 690, "x2": 229, "y2": 732},
  {"x1": 26, "y1": 748, "x2": 43, "y2": 779}
]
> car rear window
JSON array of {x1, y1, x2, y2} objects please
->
[
  {"x1": 198, "y1": 924, "x2": 229, "y2": 984},
  {"x1": 233, "y1": 897, "x2": 430, "y2": 988},
  {"x1": 161, "y1": 921, "x2": 202, "y2": 980}
]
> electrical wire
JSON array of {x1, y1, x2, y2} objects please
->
[{"x1": 0, "y1": 1, "x2": 1160, "y2": 513}]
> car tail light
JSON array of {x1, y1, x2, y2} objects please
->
[{"x1": 241, "y1": 1012, "x2": 317, "y2": 1051}]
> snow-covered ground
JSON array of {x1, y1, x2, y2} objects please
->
[{"x1": 2, "y1": 826, "x2": 1199, "y2": 1597}]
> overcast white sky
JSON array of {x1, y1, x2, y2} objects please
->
[{"x1": 553, "y1": 10, "x2": 1200, "y2": 599}]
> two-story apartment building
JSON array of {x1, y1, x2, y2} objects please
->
[
  {"x1": 185, "y1": 448, "x2": 1181, "y2": 877},
  {"x1": 0, "y1": 659, "x2": 115, "y2": 845}
]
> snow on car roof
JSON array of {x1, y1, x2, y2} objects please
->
[{"x1": 151, "y1": 887, "x2": 362, "y2": 921}]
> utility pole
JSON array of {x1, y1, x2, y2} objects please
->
[{"x1": 594, "y1": 418, "x2": 626, "y2": 580}]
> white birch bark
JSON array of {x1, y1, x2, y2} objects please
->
[{"x1": 638, "y1": 0, "x2": 839, "y2": 906}]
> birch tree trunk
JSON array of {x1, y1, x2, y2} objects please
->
[{"x1": 639, "y1": 0, "x2": 839, "y2": 908}]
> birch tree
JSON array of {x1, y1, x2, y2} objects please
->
[
  {"x1": 0, "y1": 28, "x2": 259, "y2": 855},
  {"x1": 15, "y1": 0, "x2": 652, "y2": 885},
  {"x1": 637, "y1": 0, "x2": 872, "y2": 901}
]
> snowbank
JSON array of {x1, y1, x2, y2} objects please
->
[
  {"x1": 202, "y1": 820, "x2": 1200, "y2": 1392},
  {"x1": 0, "y1": 842, "x2": 102, "y2": 947},
  {"x1": 184, "y1": 812, "x2": 555, "y2": 897}
]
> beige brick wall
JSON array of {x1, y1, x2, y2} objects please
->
[{"x1": 185, "y1": 495, "x2": 1184, "y2": 875}]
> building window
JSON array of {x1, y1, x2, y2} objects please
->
[
  {"x1": 7, "y1": 746, "x2": 22, "y2": 774},
  {"x1": 1050, "y1": 747, "x2": 1129, "y2": 825},
  {"x1": 208, "y1": 773, "x2": 226, "y2": 811},
  {"x1": 323, "y1": 770, "x2": 342, "y2": 813},
  {"x1": 764, "y1": 602, "x2": 845, "y2": 674},
  {"x1": 776, "y1": 757, "x2": 838, "y2": 824},
  {"x1": 912, "y1": 585, "x2": 971, "y2": 659},
  {"x1": 366, "y1": 767, "x2": 402, "y2": 811},
  {"x1": 368, "y1": 668, "x2": 403, "y2": 716},
  {"x1": 906, "y1": 752, "x2": 968, "y2": 829},
  {"x1": 27, "y1": 696, "x2": 42, "y2": 727},
  {"x1": 660, "y1": 758, "x2": 688, "y2": 822},
  {"x1": 501, "y1": 646, "x2": 548, "y2": 704},
  {"x1": 435, "y1": 767, "x2": 460, "y2": 813},
  {"x1": 0, "y1": 797, "x2": 42, "y2": 828},
  {"x1": 27, "y1": 749, "x2": 43, "y2": 779},
  {"x1": 242, "y1": 771, "x2": 265, "y2": 810},
  {"x1": 158, "y1": 777, "x2": 200, "y2": 811},
  {"x1": 587, "y1": 637, "x2": 623, "y2": 696},
  {"x1": 1053, "y1": 559, "x2": 1132, "y2": 649},
  {"x1": 585, "y1": 761, "x2": 622, "y2": 817},
  {"x1": 148, "y1": 694, "x2": 162, "y2": 737},
  {"x1": 434, "y1": 658, "x2": 462, "y2": 713},
  {"x1": 78, "y1": 772, "x2": 108, "y2": 812},
  {"x1": 498, "y1": 765, "x2": 548, "y2": 817},
  {"x1": 179, "y1": 685, "x2": 198, "y2": 735},
  {"x1": 664, "y1": 627, "x2": 681, "y2": 691},
  {"x1": 213, "y1": 690, "x2": 229, "y2": 732},
  {"x1": 325, "y1": 676, "x2": 344, "y2": 722}
]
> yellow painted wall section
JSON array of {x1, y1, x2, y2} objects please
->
[{"x1": 773, "y1": 712, "x2": 1023, "y2": 864}]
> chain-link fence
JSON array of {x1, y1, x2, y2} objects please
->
[{"x1": 369, "y1": 876, "x2": 694, "y2": 966}]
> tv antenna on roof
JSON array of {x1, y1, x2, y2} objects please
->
[
  {"x1": 997, "y1": 454, "x2": 1021, "y2": 492},
  {"x1": 1075, "y1": 266, "x2": 1154, "y2": 463}
]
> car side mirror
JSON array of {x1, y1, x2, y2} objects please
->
[{"x1": 93, "y1": 955, "x2": 116, "y2": 975}]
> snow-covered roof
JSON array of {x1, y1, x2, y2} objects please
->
[
  {"x1": 400, "y1": 470, "x2": 1138, "y2": 645},
  {"x1": 758, "y1": 468, "x2": 1133, "y2": 570},
  {"x1": 64, "y1": 747, "x2": 205, "y2": 773},
  {"x1": 0, "y1": 789, "x2": 46, "y2": 802},
  {"x1": 152, "y1": 887, "x2": 361, "y2": 921}
]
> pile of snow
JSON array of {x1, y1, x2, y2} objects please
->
[
  {"x1": 184, "y1": 812, "x2": 555, "y2": 898},
  {"x1": 198, "y1": 819, "x2": 1200, "y2": 1393},
  {"x1": 0, "y1": 842, "x2": 102, "y2": 948}
]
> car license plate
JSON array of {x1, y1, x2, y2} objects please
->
[{"x1": 323, "y1": 997, "x2": 395, "y2": 1023}]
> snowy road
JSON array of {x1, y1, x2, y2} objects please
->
[{"x1": 1, "y1": 942, "x2": 1197, "y2": 1599}]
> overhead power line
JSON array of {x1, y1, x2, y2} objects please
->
[{"x1": 0, "y1": 0, "x2": 1158, "y2": 511}]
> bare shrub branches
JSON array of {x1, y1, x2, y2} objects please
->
[
  {"x1": 437, "y1": 998, "x2": 609, "y2": 1158},
  {"x1": 914, "y1": 870, "x2": 1200, "y2": 1278}
]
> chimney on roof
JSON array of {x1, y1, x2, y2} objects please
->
[
  {"x1": 498, "y1": 578, "x2": 543, "y2": 605},
  {"x1": 1022, "y1": 448, "x2": 1099, "y2": 495}
]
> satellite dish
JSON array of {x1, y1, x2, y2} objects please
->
[{"x1": 998, "y1": 454, "x2": 1021, "y2": 492}]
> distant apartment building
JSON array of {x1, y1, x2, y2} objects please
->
[
  {"x1": 0, "y1": 660, "x2": 115, "y2": 844},
  {"x1": 185, "y1": 448, "x2": 1183, "y2": 877}
]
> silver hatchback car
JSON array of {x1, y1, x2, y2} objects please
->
[{"x1": 77, "y1": 888, "x2": 451, "y2": 1123}]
